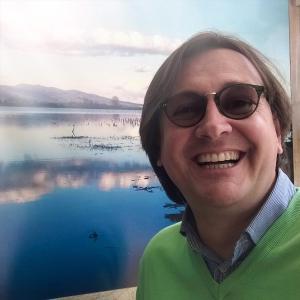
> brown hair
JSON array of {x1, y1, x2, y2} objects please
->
[{"x1": 139, "y1": 31, "x2": 291, "y2": 204}]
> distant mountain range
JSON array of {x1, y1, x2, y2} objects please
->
[{"x1": 0, "y1": 84, "x2": 143, "y2": 110}]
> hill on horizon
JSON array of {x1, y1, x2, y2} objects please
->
[{"x1": 0, "y1": 84, "x2": 143, "y2": 110}]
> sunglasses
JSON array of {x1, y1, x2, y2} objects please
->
[{"x1": 161, "y1": 83, "x2": 264, "y2": 128}]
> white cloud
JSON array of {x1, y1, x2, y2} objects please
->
[
  {"x1": 1, "y1": 16, "x2": 182, "y2": 56},
  {"x1": 83, "y1": 29, "x2": 181, "y2": 56},
  {"x1": 0, "y1": 0, "x2": 182, "y2": 56},
  {"x1": 134, "y1": 65, "x2": 152, "y2": 73}
]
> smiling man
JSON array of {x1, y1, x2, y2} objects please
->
[{"x1": 137, "y1": 32, "x2": 299, "y2": 299}]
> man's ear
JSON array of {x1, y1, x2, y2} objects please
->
[
  {"x1": 157, "y1": 159, "x2": 162, "y2": 167},
  {"x1": 273, "y1": 115, "x2": 283, "y2": 155}
]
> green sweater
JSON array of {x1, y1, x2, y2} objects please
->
[{"x1": 137, "y1": 189, "x2": 300, "y2": 300}]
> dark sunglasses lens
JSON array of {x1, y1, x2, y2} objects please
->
[
  {"x1": 219, "y1": 85, "x2": 259, "y2": 119},
  {"x1": 166, "y1": 93, "x2": 206, "y2": 127}
]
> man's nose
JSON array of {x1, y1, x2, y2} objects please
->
[{"x1": 194, "y1": 96, "x2": 232, "y2": 140}]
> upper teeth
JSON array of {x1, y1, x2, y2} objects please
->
[{"x1": 197, "y1": 151, "x2": 240, "y2": 163}]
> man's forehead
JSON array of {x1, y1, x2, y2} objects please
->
[
  {"x1": 174, "y1": 48, "x2": 263, "y2": 92},
  {"x1": 183, "y1": 48, "x2": 259, "y2": 75}
]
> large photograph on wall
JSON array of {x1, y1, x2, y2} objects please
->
[{"x1": 0, "y1": 0, "x2": 290, "y2": 299}]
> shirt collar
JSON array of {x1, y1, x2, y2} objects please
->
[{"x1": 245, "y1": 169, "x2": 296, "y2": 243}]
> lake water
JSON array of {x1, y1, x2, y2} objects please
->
[{"x1": 0, "y1": 107, "x2": 184, "y2": 299}]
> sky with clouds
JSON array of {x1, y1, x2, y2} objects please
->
[{"x1": 0, "y1": 0, "x2": 290, "y2": 103}]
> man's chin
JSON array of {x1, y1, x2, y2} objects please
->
[{"x1": 187, "y1": 185, "x2": 247, "y2": 210}]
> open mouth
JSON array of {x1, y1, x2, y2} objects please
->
[{"x1": 196, "y1": 151, "x2": 243, "y2": 169}]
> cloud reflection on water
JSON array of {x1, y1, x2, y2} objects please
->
[
  {"x1": 0, "y1": 158, "x2": 155, "y2": 204},
  {"x1": 99, "y1": 171, "x2": 157, "y2": 191}
]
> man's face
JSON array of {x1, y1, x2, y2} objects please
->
[{"x1": 159, "y1": 48, "x2": 283, "y2": 214}]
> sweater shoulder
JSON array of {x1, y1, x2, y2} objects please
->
[
  {"x1": 294, "y1": 187, "x2": 300, "y2": 200},
  {"x1": 143, "y1": 222, "x2": 184, "y2": 257},
  {"x1": 286, "y1": 187, "x2": 300, "y2": 216},
  {"x1": 255, "y1": 188, "x2": 300, "y2": 250}
]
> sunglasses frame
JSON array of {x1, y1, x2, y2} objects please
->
[{"x1": 161, "y1": 83, "x2": 265, "y2": 128}]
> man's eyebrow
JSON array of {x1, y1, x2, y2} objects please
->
[
  {"x1": 167, "y1": 90, "x2": 201, "y2": 100},
  {"x1": 221, "y1": 80, "x2": 247, "y2": 88}
]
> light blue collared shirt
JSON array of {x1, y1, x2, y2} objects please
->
[{"x1": 180, "y1": 169, "x2": 296, "y2": 283}]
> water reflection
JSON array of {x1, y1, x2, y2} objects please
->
[
  {"x1": 0, "y1": 164, "x2": 177, "y2": 299},
  {"x1": 0, "y1": 108, "x2": 143, "y2": 164},
  {"x1": 0, "y1": 108, "x2": 184, "y2": 299},
  {"x1": 0, "y1": 159, "x2": 157, "y2": 203},
  {"x1": 0, "y1": 109, "x2": 140, "y2": 128}
]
